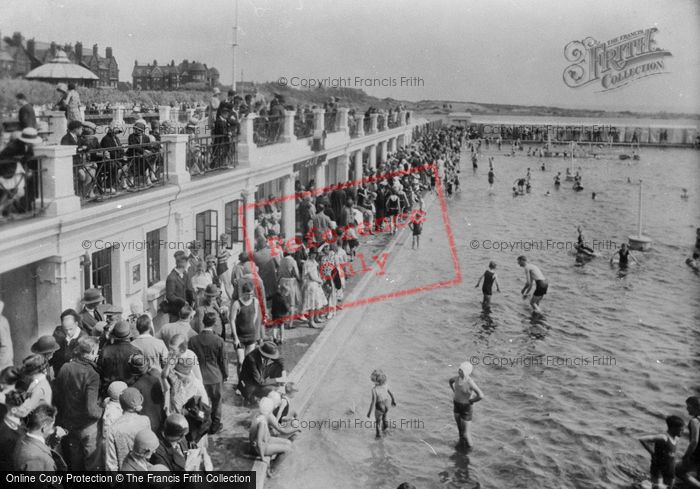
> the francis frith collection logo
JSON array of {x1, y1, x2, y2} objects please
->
[{"x1": 562, "y1": 27, "x2": 672, "y2": 92}]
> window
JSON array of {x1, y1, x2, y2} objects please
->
[
  {"x1": 196, "y1": 210, "x2": 218, "y2": 257},
  {"x1": 225, "y1": 200, "x2": 244, "y2": 244},
  {"x1": 91, "y1": 247, "x2": 113, "y2": 304},
  {"x1": 146, "y1": 228, "x2": 164, "y2": 287}
]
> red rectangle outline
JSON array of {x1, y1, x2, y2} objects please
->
[{"x1": 238, "y1": 163, "x2": 462, "y2": 326}]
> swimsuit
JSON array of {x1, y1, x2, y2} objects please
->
[
  {"x1": 650, "y1": 434, "x2": 677, "y2": 484},
  {"x1": 453, "y1": 400, "x2": 473, "y2": 421},
  {"x1": 235, "y1": 299, "x2": 257, "y2": 345},
  {"x1": 619, "y1": 249, "x2": 629, "y2": 267},
  {"x1": 482, "y1": 270, "x2": 495, "y2": 295},
  {"x1": 534, "y1": 279, "x2": 548, "y2": 296}
]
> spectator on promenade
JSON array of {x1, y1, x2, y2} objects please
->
[
  {"x1": 98, "y1": 320, "x2": 141, "y2": 389},
  {"x1": 79, "y1": 288, "x2": 105, "y2": 336},
  {"x1": 193, "y1": 284, "x2": 226, "y2": 338},
  {"x1": 212, "y1": 102, "x2": 235, "y2": 169},
  {"x1": 150, "y1": 413, "x2": 189, "y2": 471},
  {"x1": 277, "y1": 250, "x2": 302, "y2": 331},
  {"x1": 50, "y1": 308, "x2": 88, "y2": 376},
  {"x1": 12, "y1": 404, "x2": 65, "y2": 471},
  {"x1": 11, "y1": 354, "x2": 52, "y2": 419},
  {"x1": 163, "y1": 349, "x2": 209, "y2": 420},
  {"x1": 254, "y1": 237, "x2": 281, "y2": 309},
  {"x1": 164, "y1": 251, "x2": 195, "y2": 322},
  {"x1": 128, "y1": 354, "x2": 166, "y2": 432},
  {"x1": 309, "y1": 202, "x2": 333, "y2": 246},
  {"x1": 100, "y1": 125, "x2": 128, "y2": 191},
  {"x1": 131, "y1": 315, "x2": 168, "y2": 370},
  {"x1": 30, "y1": 335, "x2": 60, "y2": 383},
  {"x1": 55, "y1": 336, "x2": 103, "y2": 471},
  {"x1": 207, "y1": 87, "x2": 221, "y2": 129},
  {"x1": 53, "y1": 83, "x2": 81, "y2": 122},
  {"x1": 0, "y1": 127, "x2": 42, "y2": 217},
  {"x1": 301, "y1": 249, "x2": 327, "y2": 328},
  {"x1": 105, "y1": 387, "x2": 150, "y2": 471},
  {"x1": 16, "y1": 93, "x2": 36, "y2": 129},
  {"x1": 121, "y1": 429, "x2": 161, "y2": 471},
  {"x1": 188, "y1": 312, "x2": 227, "y2": 435},
  {"x1": 238, "y1": 341, "x2": 286, "y2": 403},
  {"x1": 158, "y1": 305, "x2": 197, "y2": 345},
  {"x1": 101, "y1": 381, "x2": 127, "y2": 447}
]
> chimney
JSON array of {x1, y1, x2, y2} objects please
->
[
  {"x1": 171, "y1": 60, "x2": 174, "y2": 67},
  {"x1": 12, "y1": 32, "x2": 23, "y2": 47},
  {"x1": 106, "y1": 46, "x2": 112, "y2": 59},
  {"x1": 134, "y1": 59, "x2": 138, "y2": 66},
  {"x1": 27, "y1": 39, "x2": 35, "y2": 57},
  {"x1": 153, "y1": 59, "x2": 157, "y2": 66},
  {"x1": 92, "y1": 44, "x2": 98, "y2": 56},
  {"x1": 75, "y1": 42, "x2": 82, "y2": 60},
  {"x1": 50, "y1": 41, "x2": 57, "y2": 57}
]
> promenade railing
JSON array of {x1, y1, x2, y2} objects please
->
[
  {"x1": 72, "y1": 141, "x2": 169, "y2": 204},
  {"x1": 187, "y1": 134, "x2": 238, "y2": 177},
  {"x1": 253, "y1": 115, "x2": 284, "y2": 146},
  {"x1": 294, "y1": 113, "x2": 314, "y2": 139},
  {"x1": 0, "y1": 156, "x2": 46, "y2": 224}
]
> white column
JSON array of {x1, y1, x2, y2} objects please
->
[
  {"x1": 237, "y1": 113, "x2": 257, "y2": 164},
  {"x1": 314, "y1": 160, "x2": 328, "y2": 191},
  {"x1": 388, "y1": 138, "x2": 396, "y2": 154},
  {"x1": 78, "y1": 106, "x2": 86, "y2": 122},
  {"x1": 356, "y1": 115, "x2": 365, "y2": 137},
  {"x1": 162, "y1": 133, "x2": 191, "y2": 185},
  {"x1": 36, "y1": 256, "x2": 82, "y2": 333},
  {"x1": 282, "y1": 110, "x2": 296, "y2": 143},
  {"x1": 46, "y1": 111, "x2": 67, "y2": 145},
  {"x1": 313, "y1": 109, "x2": 325, "y2": 136},
  {"x1": 112, "y1": 105, "x2": 125, "y2": 126},
  {"x1": 241, "y1": 186, "x2": 258, "y2": 254},
  {"x1": 33, "y1": 144, "x2": 81, "y2": 216},
  {"x1": 379, "y1": 140, "x2": 388, "y2": 164},
  {"x1": 281, "y1": 173, "x2": 295, "y2": 240},
  {"x1": 399, "y1": 110, "x2": 406, "y2": 126},
  {"x1": 368, "y1": 145, "x2": 377, "y2": 171},
  {"x1": 369, "y1": 113, "x2": 378, "y2": 134},
  {"x1": 353, "y1": 150, "x2": 363, "y2": 182},
  {"x1": 337, "y1": 108, "x2": 349, "y2": 135},
  {"x1": 337, "y1": 154, "x2": 350, "y2": 184},
  {"x1": 170, "y1": 107, "x2": 180, "y2": 123},
  {"x1": 158, "y1": 105, "x2": 171, "y2": 123}
]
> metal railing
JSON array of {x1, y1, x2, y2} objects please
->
[
  {"x1": 294, "y1": 113, "x2": 314, "y2": 139},
  {"x1": 187, "y1": 134, "x2": 238, "y2": 176},
  {"x1": 0, "y1": 156, "x2": 46, "y2": 224},
  {"x1": 253, "y1": 115, "x2": 284, "y2": 146},
  {"x1": 72, "y1": 141, "x2": 169, "y2": 204},
  {"x1": 324, "y1": 111, "x2": 338, "y2": 133}
]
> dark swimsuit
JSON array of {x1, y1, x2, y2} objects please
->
[
  {"x1": 482, "y1": 270, "x2": 495, "y2": 295},
  {"x1": 534, "y1": 279, "x2": 548, "y2": 296},
  {"x1": 619, "y1": 249, "x2": 629, "y2": 267},
  {"x1": 453, "y1": 401, "x2": 473, "y2": 420},
  {"x1": 650, "y1": 434, "x2": 677, "y2": 484}
]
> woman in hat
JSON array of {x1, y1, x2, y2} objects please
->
[
  {"x1": 301, "y1": 249, "x2": 327, "y2": 328},
  {"x1": 190, "y1": 260, "x2": 214, "y2": 305},
  {"x1": 54, "y1": 83, "x2": 81, "y2": 123},
  {"x1": 30, "y1": 336, "x2": 60, "y2": 382},
  {"x1": 0, "y1": 127, "x2": 43, "y2": 217},
  {"x1": 11, "y1": 354, "x2": 52, "y2": 419},
  {"x1": 163, "y1": 350, "x2": 209, "y2": 416}
]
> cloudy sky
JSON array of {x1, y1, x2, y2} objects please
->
[{"x1": 2, "y1": 0, "x2": 698, "y2": 113}]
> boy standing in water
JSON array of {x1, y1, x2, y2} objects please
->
[
  {"x1": 367, "y1": 369, "x2": 396, "y2": 439},
  {"x1": 409, "y1": 210, "x2": 424, "y2": 250},
  {"x1": 517, "y1": 255, "x2": 548, "y2": 312},
  {"x1": 449, "y1": 362, "x2": 483, "y2": 449},
  {"x1": 639, "y1": 415, "x2": 685, "y2": 489},
  {"x1": 475, "y1": 261, "x2": 500, "y2": 309}
]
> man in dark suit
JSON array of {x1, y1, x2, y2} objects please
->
[
  {"x1": 150, "y1": 414, "x2": 189, "y2": 471},
  {"x1": 60, "y1": 120, "x2": 83, "y2": 146},
  {"x1": 16, "y1": 93, "x2": 36, "y2": 130},
  {"x1": 12, "y1": 404, "x2": 64, "y2": 471},
  {"x1": 79, "y1": 288, "x2": 105, "y2": 335},
  {"x1": 165, "y1": 251, "x2": 195, "y2": 322},
  {"x1": 50, "y1": 309, "x2": 88, "y2": 377},
  {"x1": 188, "y1": 312, "x2": 227, "y2": 434}
]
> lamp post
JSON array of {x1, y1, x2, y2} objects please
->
[{"x1": 232, "y1": 0, "x2": 239, "y2": 92}]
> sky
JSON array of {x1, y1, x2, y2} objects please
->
[{"x1": 1, "y1": 0, "x2": 698, "y2": 113}]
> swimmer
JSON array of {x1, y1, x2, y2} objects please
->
[
  {"x1": 514, "y1": 178, "x2": 526, "y2": 193},
  {"x1": 367, "y1": 369, "x2": 396, "y2": 439},
  {"x1": 554, "y1": 173, "x2": 561, "y2": 186},
  {"x1": 592, "y1": 192, "x2": 597, "y2": 200},
  {"x1": 545, "y1": 191, "x2": 551, "y2": 197},
  {"x1": 610, "y1": 243, "x2": 639, "y2": 268},
  {"x1": 475, "y1": 261, "x2": 500, "y2": 309},
  {"x1": 686, "y1": 252, "x2": 699, "y2": 272},
  {"x1": 681, "y1": 188, "x2": 689, "y2": 200},
  {"x1": 449, "y1": 362, "x2": 483, "y2": 449},
  {"x1": 487, "y1": 167, "x2": 495, "y2": 190},
  {"x1": 577, "y1": 226, "x2": 595, "y2": 254},
  {"x1": 639, "y1": 415, "x2": 684, "y2": 489},
  {"x1": 517, "y1": 255, "x2": 548, "y2": 312},
  {"x1": 249, "y1": 397, "x2": 301, "y2": 476},
  {"x1": 541, "y1": 162, "x2": 546, "y2": 171}
]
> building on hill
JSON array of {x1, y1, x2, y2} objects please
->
[
  {"x1": 0, "y1": 31, "x2": 118, "y2": 87},
  {"x1": 132, "y1": 59, "x2": 220, "y2": 90}
]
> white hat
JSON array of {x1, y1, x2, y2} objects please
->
[{"x1": 459, "y1": 361, "x2": 473, "y2": 377}]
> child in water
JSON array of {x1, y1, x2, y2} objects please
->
[
  {"x1": 409, "y1": 210, "x2": 424, "y2": 250},
  {"x1": 638, "y1": 415, "x2": 684, "y2": 489},
  {"x1": 367, "y1": 369, "x2": 396, "y2": 439},
  {"x1": 475, "y1": 261, "x2": 500, "y2": 309},
  {"x1": 449, "y1": 362, "x2": 483, "y2": 449}
]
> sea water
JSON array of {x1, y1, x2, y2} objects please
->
[{"x1": 270, "y1": 146, "x2": 700, "y2": 489}]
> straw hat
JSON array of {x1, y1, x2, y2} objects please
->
[{"x1": 17, "y1": 127, "x2": 42, "y2": 145}]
